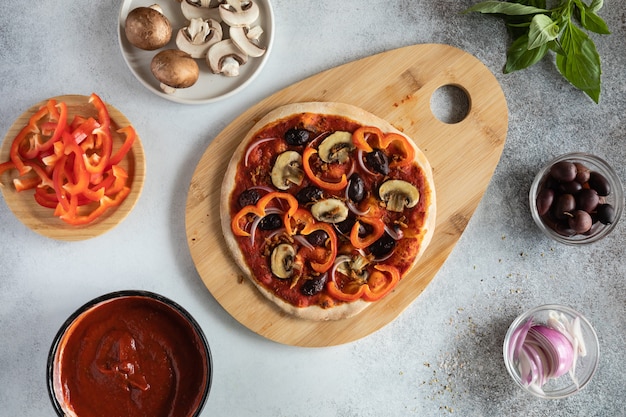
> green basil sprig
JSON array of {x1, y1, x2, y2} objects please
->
[{"x1": 463, "y1": 0, "x2": 610, "y2": 103}]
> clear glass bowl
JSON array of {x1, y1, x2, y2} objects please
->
[
  {"x1": 503, "y1": 304, "x2": 599, "y2": 399},
  {"x1": 47, "y1": 290, "x2": 212, "y2": 417},
  {"x1": 529, "y1": 152, "x2": 624, "y2": 245}
]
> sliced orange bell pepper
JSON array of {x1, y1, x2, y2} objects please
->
[
  {"x1": 285, "y1": 208, "x2": 315, "y2": 235},
  {"x1": 303, "y1": 222, "x2": 337, "y2": 273},
  {"x1": 380, "y1": 132, "x2": 415, "y2": 167},
  {"x1": 349, "y1": 216, "x2": 386, "y2": 249},
  {"x1": 328, "y1": 262, "x2": 400, "y2": 302},
  {"x1": 352, "y1": 126, "x2": 415, "y2": 167},
  {"x1": 231, "y1": 191, "x2": 299, "y2": 237},
  {"x1": 352, "y1": 126, "x2": 384, "y2": 152},
  {"x1": 302, "y1": 147, "x2": 348, "y2": 191},
  {"x1": 362, "y1": 264, "x2": 400, "y2": 301}
]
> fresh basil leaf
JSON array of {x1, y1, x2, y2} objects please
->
[
  {"x1": 504, "y1": 34, "x2": 549, "y2": 73},
  {"x1": 528, "y1": 14, "x2": 559, "y2": 49},
  {"x1": 556, "y1": 24, "x2": 602, "y2": 102},
  {"x1": 579, "y1": 9, "x2": 611, "y2": 34},
  {"x1": 463, "y1": 1, "x2": 548, "y2": 15},
  {"x1": 589, "y1": 0, "x2": 604, "y2": 13}
]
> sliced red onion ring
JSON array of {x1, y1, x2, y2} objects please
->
[
  {"x1": 307, "y1": 131, "x2": 331, "y2": 148},
  {"x1": 509, "y1": 318, "x2": 533, "y2": 362},
  {"x1": 244, "y1": 137, "x2": 278, "y2": 167},
  {"x1": 357, "y1": 149, "x2": 377, "y2": 176},
  {"x1": 293, "y1": 234, "x2": 314, "y2": 251},
  {"x1": 329, "y1": 255, "x2": 352, "y2": 283},
  {"x1": 248, "y1": 185, "x2": 275, "y2": 194},
  {"x1": 384, "y1": 224, "x2": 404, "y2": 241}
]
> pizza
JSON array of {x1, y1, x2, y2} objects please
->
[{"x1": 220, "y1": 102, "x2": 436, "y2": 321}]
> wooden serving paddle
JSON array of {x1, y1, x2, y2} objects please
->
[{"x1": 185, "y1": 43, "x2": 508, "y2": 347}]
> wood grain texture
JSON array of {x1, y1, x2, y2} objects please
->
[
  {"x1": 0, "y1": 95, "x2": 145, "y2": 241},
  {"x1": 185, "y1": 44, "x2": 508, "y2": 346}
]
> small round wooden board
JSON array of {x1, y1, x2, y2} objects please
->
[
  {"x1": 185, "y1": 44, "x2": 509, "y2": 347},
  {"x1": 0, "y1": 95, "x2": 145, "y2": 241}
]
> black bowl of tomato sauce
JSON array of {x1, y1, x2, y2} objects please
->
[{"x1": 47, "y1": 290, "x2": 212, "y2": 417}]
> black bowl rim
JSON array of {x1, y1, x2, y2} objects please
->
[{"x1": 46, "y1": 289, "x2": 213, "y2": 417}]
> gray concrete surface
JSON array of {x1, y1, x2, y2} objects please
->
[{"x1": 0, "y1": 1, "x2": 624, "y2": 416}]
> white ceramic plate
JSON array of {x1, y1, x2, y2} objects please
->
[{"x1": 118, "y1": 0, "x2": 274, "y2": 104}]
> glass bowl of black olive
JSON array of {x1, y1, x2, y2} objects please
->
[{"x1": 529, "y1": 153, "x2": 624, "y2": 245}]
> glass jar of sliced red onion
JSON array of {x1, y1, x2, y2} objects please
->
[{"x1": 503, "y1": 304, "x2": 600, "y2": 399}]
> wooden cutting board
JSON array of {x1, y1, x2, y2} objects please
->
[{"x1": 185, "y1": 44, "x2": 508, "y2": 347}]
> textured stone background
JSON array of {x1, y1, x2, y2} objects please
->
[{"x1": 0, "y1": 1, "x2": 624, "y2": 416}]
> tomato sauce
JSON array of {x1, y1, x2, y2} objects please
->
[{"x1": 50, "y1": 293, "x2": 210, "y2": 417}]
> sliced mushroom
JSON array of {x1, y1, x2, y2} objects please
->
[
  {"x1": 271, "y1": 151, "x2": 304, "y2": 190},
  {"x1": 378, "y1": 179, "x2": 420, "y2": 212},
  {"x1": 230, "y1": 26, "x2": 265, "y2": 58},
  {"x1": 176, "y1": 18, "x2": 223, "y2": 58},
  {"x1": 311, "y1": 199, "x2": 349, "y2": 223},
  {"x1": 219, "y1": 0, "x2": 260, "y2": 27},
  {"x1": 271, "y1": 243, "x2": 296, "y2": 279},
  {"x1": 206, "y1": 39, "x2": 248, "y2": 76},
  {"x1": 181, "y1": 0, "x2": 221, "y2": 21},
  {"x1": 124, "y1": 5, "x2": 172, "y2": 51},
  {"x1": 151, "y1": 49, "x2": 199, "y2": 94},
  {"x1": 318, "y1": 131, "x2": 355, "y2": 163},
  {"x1": 337, "y1": 254, "x2": 370, "y2": 282}
]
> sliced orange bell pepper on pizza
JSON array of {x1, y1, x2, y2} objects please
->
[
  {"x1": 349, "y1": 216, "x2": 386, "y2": 249},
  {"x1": 231, "y1": 191, "x2": 299, "y2": 237},
  {"x1": 327, "y1": 262, "x2": 400, "y2": 302},
  {"x1": 352, "y1": 126, "x2": 415, "y2": 168},
  {"x1": 302, "y1": 147, "x2": 348, "y2": 191}
]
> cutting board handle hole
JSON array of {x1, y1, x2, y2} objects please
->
[{"x1": 430, "y1": 84, "x2": 470, "y2": 124}]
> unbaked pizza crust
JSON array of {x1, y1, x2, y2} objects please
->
[{"x1": 220, "y1": 102, "x2": 436, "y2": 321}]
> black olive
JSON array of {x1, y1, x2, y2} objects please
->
[
  {"x1": 347, "y1": 173, "x2": 365, "y2": 202},
  {"x1": 365, "y1": 149, "x2": 389, "y2": 175},
  {"x1": 549, "y1": 161, "x2": 577, "y2": 182},
  {"x1": 596, "y1": 203, "x2": 615, "y2": 225},
  {"x1": 369, "y1": 234, "x2": 396, "y2": 258},
  {"x1": 306, "y1": 230, "x2": 329, "y2": 246},
  {"x1": 258, "y1": 213, "x2": 282, "y2": 230},
  {"x1": 296, "y1": 185, "x2": 323, "y2": 205},
  {"x1": 284, "y1": 128, "x2": 311, "y2": 146},
  {"x1": 238, "y1": 189, "x2": 261, "y2": 208},
  {"x1": 588, "y1": 171, "x2": 611, "y2": 196},
  {"x1": 301, "y1": 275, "x2": 327, "y2": 296},
  {"x1": 335, "y1": 216, "x2": 356, "y2": 235}
]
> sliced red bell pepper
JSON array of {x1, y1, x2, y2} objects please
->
[
  {"x1": 3, "y1": 94, "x2": 134, "y2": 225},
  {"x1": 302, "y1": 147, "x2": 348, "y2": 191},
  {"x1": 82, "y1": 93, "x2": 112, "y2": 175},
  {"x1": 10, "y1": 105, "x2": 49, "y2": 175},
  {"x1": 108, "y1": 125, "x2": 136, "y2": 166},
  {"x1": 57, "y1": 186, "x2": 130, "y2": 226},
  {"x1": 349, "y1": 216, "x2": 386, "y2": 249}
]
